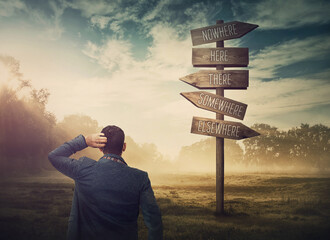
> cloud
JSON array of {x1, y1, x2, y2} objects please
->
[
  {"x1": 90, "y1": 15, "x2": 111, "y2": 29},
  {"x1": 0, "y1": 0, "x2": 25, "y2": 17},
  {"x1": 249, "y1": 35, "x2": 330, "y2": 79},
  {"x1": 231, "y1": 0, "x2": 330, "y2": 29},
  {"x1": 222, "y1": 35, "x2": 330, "y2": 123},
  {"x1": 239, "y1": 75, "x2": 330, "y2": 118},
  {"x1": 142, "y1": 0, "x2": 172, "y2": 22},
  {"x1": 82, "y1": 38, "x2": 134, "y2": 72},
  {"x1": 68, "y1": 0, "x2": 121, "y2": 18},
  {"x1": 145, "y1": 24, "x2": 191, "y2": 68},
  {"x1": 70, "y1": 0, "x2": 223, "y2": 39},
  {"x1": 39, "y1": 1, "x2": 66, "y2": 40},
  {"x1": 5, "y1": 0, "x2": 67, "y2": 41}
]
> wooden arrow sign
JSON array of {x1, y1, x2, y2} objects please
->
[
  {"x1": 180, "y1": 70, "x2": 248, "y2": 89},
  {"x1": 191, "y1": 116, "x2": 260, "y2": 140},
  {"x1": 191, "y1": 21, "x2": 259, "y2": 46},
  {"x1": 192, "y1": 48, "x2": 248, "y2": 67},
  {"x1": 181, "y1": 91, "x2": 247, "y2": 120}
]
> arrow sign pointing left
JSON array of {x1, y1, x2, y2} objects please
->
[
  {"x1": 181, "y1": 91, "x2": 247, "y2": 120},
  {"x1": 180, "y1": 70, "x2": 248, "y2": 89}
]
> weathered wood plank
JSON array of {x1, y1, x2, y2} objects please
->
[
  {"x1": 191, "y1": 116, "x2": 260, "y2": 140},
  {"x1": 180, "y1": 70, "x2": 248, "y2": 89},
  {"x1": 191, "y1": 21, "x2": 258, "y2": 46},
  {"x1": 192, "y1": 48, "x2": 248, "y2": 67},
  {"x1": 181, "y1": 91, "x2": 247, "y2": 120}
]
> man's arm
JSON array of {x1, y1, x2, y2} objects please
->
[
  {"x1": 140, "y1": 173, "x2": 163, "y2": 240},
  {"x1": 48, "y1": 134, "x2": 107, "y2": 179}
]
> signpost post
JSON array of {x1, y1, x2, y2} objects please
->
[
  {"x1": 180, "y1": 20, "x2": 259, "y2": 215},
  {"x1": 215, "y1": 20, "x2": 225, "y2": 214}
]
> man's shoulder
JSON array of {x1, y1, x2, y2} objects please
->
[
  {"x1": 77, "y1": 156, "x2": 97, "y2": 169},
  {"x1": 126, "y1": 165, "x2": 147, "y2": 175},
  {"x1": 125, "y1": 165, "x2": 149, "y2": 181}
]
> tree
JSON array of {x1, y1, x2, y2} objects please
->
[
  {"x1": 288, "y1": 124, "x2": 330, "y2": 169},
  {"x1": 243, "y1": 123, "x2": 290, "y2": 167},
  {"x1": 177, "y1": 137, "x2": 244, "y2": 172},
  {"x1": 0, "y1": 56, "x2": 56, "y2": 174}
]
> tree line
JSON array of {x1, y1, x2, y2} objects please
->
[
  {"x1": 177, "y1": 123, "x2": 330, "y2": 172},
  {"x1": 0, "y1": 55, "x2": 329, "y2": 175},
  {"x1": 242, "y1": 123, "x2": 330, "y2": 170},
  {"x1": 0, "y1": 55, "x2": 170, "y2": 175}
]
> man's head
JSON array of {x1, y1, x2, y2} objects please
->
[{"x1": 100, "y1": 125, "x2": 126, "y2": 155}]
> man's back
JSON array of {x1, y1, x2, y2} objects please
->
[{"x1": 48, "y1": 134, "x2": 163, "y2": 240}]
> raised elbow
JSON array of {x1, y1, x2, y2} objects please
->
[{"x1": 48, "y1": 151, "x2": 56, "y2": 163}]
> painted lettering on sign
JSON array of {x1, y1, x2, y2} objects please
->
[
  {"x1": 197, "y1": 120, "x2": 240, "y2": 138},
  {"x1": 210, "y1": 50, "x2": 228, "y2": 62},
  {"x1": 202, "y1": 24, "x2": 238, "y2": 42},
  {"x1": 209, "y1": 73, "x2": 231, "y2": 86},
  {"x1": 191, "y1": 116, "x2": 260, "y2": 140},
  {"x1": 180, "y1": 91, "x2": 247, "y2": 120},
  {"x1": 179, "y1": 70, "x2": 248, "y2": 89},
  {"x1": 192, "y1": 48, "x2": 249, "y2": 67},
  {"x1": 191, "y1": 21, "x2": 259, "y2": 46},
  {"x1": 197, "y1": 92, "x2": 244, "y2": 119}
]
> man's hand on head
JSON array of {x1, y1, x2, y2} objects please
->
[{"x1": 85, "y1": 133, "x2": 107, "y2": 148}]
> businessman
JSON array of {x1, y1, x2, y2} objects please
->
[{"x1": 48, "y1": 125, "x2": 163, "y2": 240}]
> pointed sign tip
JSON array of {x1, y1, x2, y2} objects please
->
[
  {"x1": 252, "y1": 130, "x2": 261, "y2": 137},
  {"x1": 180, "y1": 92, "x2": 187, "y2": 97},
  {"x1": 253, "y1": 24, "x2": 259, "y2": 29},
  {"x1": 179, "y1": 77, "x2": 187, "y2": 83}
]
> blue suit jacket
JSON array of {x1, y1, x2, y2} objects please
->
[{"x1": 48, "y1": 135, "x2": 163, "y2": 240}]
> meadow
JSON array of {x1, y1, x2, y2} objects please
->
[{"x1": 0, "y1": 171, "x2": 329, "y2": 240}]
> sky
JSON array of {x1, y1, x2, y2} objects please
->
[{"x1": 0, "y1": 0, "x2": 329, "y2": 159}]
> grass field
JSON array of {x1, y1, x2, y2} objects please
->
[{"x1": 0, "y1": 171, "x2": 329, "y2": 240}]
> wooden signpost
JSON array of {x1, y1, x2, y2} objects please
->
[{"x1": 180, "y1": 20, "x2": 259, "y2": 215}]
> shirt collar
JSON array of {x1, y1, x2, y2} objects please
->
[{"x1": 99, "y1": 153, "x2": 127, "y2": 165}]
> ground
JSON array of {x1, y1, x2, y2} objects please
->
[{"x1": 0, "y1": 171, "x2": 329, "y2": 240}]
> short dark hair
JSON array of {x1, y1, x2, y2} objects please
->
[{"x1": 101, "y1": 125, "x2": 125, "y2": 155}]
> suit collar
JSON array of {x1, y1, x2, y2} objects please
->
[{"x1": 99, "y1": 153, "x2": 127, "y2": 165}]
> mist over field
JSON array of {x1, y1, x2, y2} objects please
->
[{"x1": 1, "y1": 55, "x2": 329, "y2": 177}]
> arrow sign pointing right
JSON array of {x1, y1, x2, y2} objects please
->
[
  {"x1": 191, "y1": 21, "x2": 259, "y2": 46},
  {"x1": 181, "y1": 91, "x2": 247, "y2": 120},
  {"x1": 191, "y1": 116, "x2": 260, "y2": 140}
]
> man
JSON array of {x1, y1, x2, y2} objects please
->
[{"x1": 48, "y1": 125, "x2": 163, "y2": 240}]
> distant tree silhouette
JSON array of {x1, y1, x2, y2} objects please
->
[
  {"x1": 0, "y1": 56, "x2": 56, "y2": 174},
  {"x1": 287, "y1": 124, "x2": 330, "y2": 169},
  {"x1": 243, "y1": 124, "x2": 286, "y2": 167},
  {"x1": 1, "y1": 55, "x2": 329, "y2": 174},
  {"x1": 0, "y1": 83, "x2": 56, "y2": 174},
  {"x1": 177, "y1": 138, "x2": 244, "y2": 172},
  {"x1": 243, "y1": 123, "x2": 330, "y2": 170}
]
